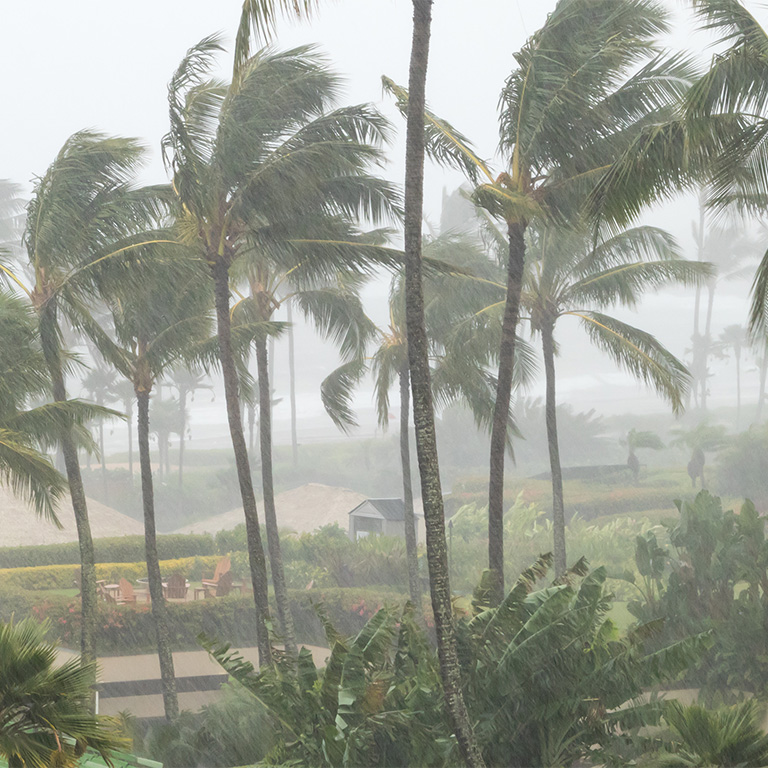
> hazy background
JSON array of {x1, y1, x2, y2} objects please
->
[{"x1": 2, "y1": 0, "x2": 763, "y2": 454}]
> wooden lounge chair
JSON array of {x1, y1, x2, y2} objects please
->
[
  {"x1": 116, "y1": 577, "x2": 138, "y2": 604},
  {"x1": 164, "y1": 572, "x2": 188, "y2": 600},
  {"x1": 201, "y1": 557, "x2": 231, "y2": 591},
  {"x1": 203, "y1": 570, "x2": 233, "y2": 598}
]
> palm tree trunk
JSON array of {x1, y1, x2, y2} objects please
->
[
  {"x1": 736, "y1": 351, "x2": 742, "y2": 427},
  {"x1": 39, "y1": 305, "x2": 98, "y2": 670},
  {"x1": 286, "y1": 298, "x2": 299, "y2": 467},
  {"x1": 178, "y1": 391, "x2": 186, "y2": 490},
  {"x1": 255, "y1": 336, "x2": 297, "y2": 659},
  {"x1": 487, "y1": 220, "x2": 526, "y2": 605},
  {"x1": 98, "y1": 409, "x2": 108, "y2": 504},
  {"x1": 212, "y1": 261, "x2": 272, "y2": 666},
  {"x1": 757, "y1": 352, "x2": 767, "y2": 423},
  {"x1": 403, "y1": 2, "x2": 483, "y2": 765},
  {"x1": 248, "y1": 401, "x2": 256, "y2": 456},
  {"x1": 541, "y1": 323, "x2": 567, "y2": 578},
  {"x1": 399, "y1": 365, "x2": 422, "y2": 611},
  {"x1": 126, "y1": 399, "x2": 134, "y2": 479},
  {"x1": 702, "y1": 282, "x2": 716, "y2": 410},
  {"x1": 136, "y1": 389, "x2": 179, "y2": 721}
]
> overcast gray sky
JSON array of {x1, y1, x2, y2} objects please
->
[{"x1": 2, "y1": 1, "x2": 764, "y2": 447}]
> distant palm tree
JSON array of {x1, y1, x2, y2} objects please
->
[
  {"x1": 521, "y1": 224, "x2": 704, "y2": 574},
  {"x1": 165, "y1": 368, "x2": 213, "y2": 490},
  {"x1": 671, "y1": 421, "x2": 729, "y2": 489},
  {"x1": 81, "y1": 362, "x2": 117, "y2": 501},
  {"x1": 719, "y1": 324, "x2": 749, "y2": 426},
  {"x1": 0, "y1": 618, "x2": 125, "y2": 767},
  {"x1": 624, "y1": 429, "x2": 665, "y2": 483}
]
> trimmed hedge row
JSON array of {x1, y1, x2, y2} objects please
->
[
  {"x1": 35, "y1": 587, "x2": 410, "y2": 654},
  {"x1": 0, "y1": 534, "x2": 218, "y2": 569},
  {"x1": 0, "y1": 555, "x2": 223, "y2": 591}
]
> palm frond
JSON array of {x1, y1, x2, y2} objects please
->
[{"x1": 570, "y1": 310, "x2": 690, "y2": 414}]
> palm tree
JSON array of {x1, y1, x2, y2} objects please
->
[
  {"x1": 232, "y1": 0, "x2": 482, "y2": 759},
  {"x1": 85, "y1": 251, "x2": 212, "y2": 722},
  {"x1": 165, "y1": 367, "x2": 213, "y2": 489},
  {"x1": 232, "y1": 258, "x2": 376, "y2": 658},
  {"x1": 386, "y1": 0, "x2": 695, "y2": 603},
  {"x1": 624, "y1": 428, "x2": 665, "y2": 483},
  {"x1": 521, "y1": 224, "x2": 706, "y2": 574},
  {"x1": 1, "y1": 132, "x2": 157, "y2": 668},
  {"x1": 671, "y1": 421, "x2": 729, "y2": 489},
  {"x1": 80, "y1": 361, "x2": 117, "y2": 502},
  {"x1": 163, "y1": 37, "x2": 397, "y2": 665},
  {"x1": 0, "y1": 618, "x2": 125, "y2": 768},
  {"x1": 720, "y1": 324, "x2": 749, "y2": 426},
  {"x1": 0, "y1": 288, "x2": 69, "y2": 522},
  {"x1": 109, "y1": 379, "x2": 136, "y2": 477}
]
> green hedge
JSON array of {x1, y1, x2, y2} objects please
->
[
  {"x1": 0, "y1": 555, "x2": 223, "y2": 591},
  {"x1": 36, "y1": 587, "x2": 409, "y2": 654},
  {"x1": 0, "y1": 534, "x2": 218, "y2": 569}
]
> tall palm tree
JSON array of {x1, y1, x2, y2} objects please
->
[
  {"x1": 720, "y1": 324, "x2": 749, "y2": 426},
  {"x1": 1, "y1": 132, "x2": 159, "y2": 668},
  {"x1": 0, "y1": 618, "x2": 125, "y2": 768},
  {"x1": 232, "y1": 258, "x2": 376, "y2": 658},
  {"x1": 165, "y1": 367, "x2": 213, "y2": 489},
  {"x1": 385, "y1": 0, "x2": 695, "y2": 603},
  {"x1": 163, "y1": 37, "x2": 397, "y2": 665},
  {"x1": 109, "y1": 378, "x2": 136, "y2": 477},
  {"x1": 80, "y1": 361, "x2": 117, "y2": 502},
  {"x1": 521, "y1": 224, "x2": 707, "y2": 575},
  {"x1": 85, "y1": 251, "x2": 212, "y2": 722}
]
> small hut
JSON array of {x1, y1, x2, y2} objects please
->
[{"x1": 348, "y1": 498, "x2": 415, "y2": 540}]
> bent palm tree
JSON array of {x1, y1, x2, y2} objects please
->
[
  {"x1": 386, "y1": 0, "x2": 695, "y2": 602},
  {"x1": 2, "y1": 132, "x2": 156, "y2": 667},
  {"x1": 522, "y1": 224, "x2": 708, "y2": 574},
  {"x1": 163, "y1": 38, "x2": 397, "y2": 664},
  {"x1": 84, "y1": 250, "x2": 212, "y2": 721},
  {"x1": 624, "y1": 428, "x2": 664, "y2": 483}
]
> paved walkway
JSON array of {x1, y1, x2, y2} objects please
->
[{"x1": 56, "y1": 645, "x2": 330, "y2": 719}]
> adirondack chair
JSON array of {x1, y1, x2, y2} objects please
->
[
  {"x1": 116, "y1": 577, "x2": 138, "y2": 604},
  {"x1": 164, "y1": 572, "x2": 188, "y2": 600},
  {"x1": 204, "y1": 570, "x2": 233, "y2": 598},
  {"x1": 202, "y1": 557, "x2": 231, "y2": 591}
]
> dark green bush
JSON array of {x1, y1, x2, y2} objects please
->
[{"x1": 0, "y1": 534, "x2": 217, "y2": 569}]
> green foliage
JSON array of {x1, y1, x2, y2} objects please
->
[
  {"x1": 35, "y1": 588, "x2": 407, "y2": 655},
  {"x1": 715, "y1": 425, "x2": 768, "y2": 507},
  {"x1": 0, "y1": 618, "x2": 126, "y2": 767},
  {"x1": 0, "y1": 534, "x2": 217, "y2": 569},
  {"x1": 628, "y1": 491, "x2": 768, "y2": 694},
  {"x1": 136, "y1": 685, "x2": 275, "y2": 768},
  {"x1": 649, "y1": 700, "x2": 768, "y2": 768},
  {"x1": 202, "y1": 560, "x2": 707, "y2": 767}
]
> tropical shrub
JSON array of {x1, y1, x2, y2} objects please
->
[
  {"x1": 203, "y1": 557, "x2": 707, "y2": 767},
  {"x1": 627, "y1": 491, "x2": 768, "y2": 695},
  {"x1": 644, "y1": 700, "x2": 768, "y2": 768},
  {"x1": 0, "y1": 534, "x2": 217, "y2": 569},
  {"x1": 715, "y1": 425, "x2": 768, "y2": 508}
]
